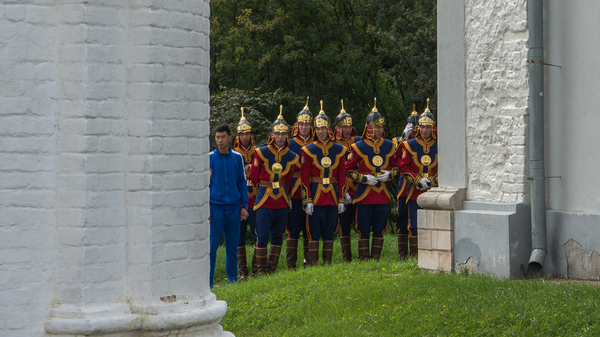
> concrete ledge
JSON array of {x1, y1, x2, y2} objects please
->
[
  {"x1": 417, "y1": 187, "x2": 466, "y2": 210},
  {"x1": 45, "y1": 299, "x2": 230, "y2": 336}
]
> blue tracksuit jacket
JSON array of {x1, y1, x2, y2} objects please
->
[{"x1": 209, "y1": 147, "x2": 249, "y2": 209}]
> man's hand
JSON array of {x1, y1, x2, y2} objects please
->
[
  {"x1": 305, "y1": 203, "x2": 314, "y2": 215},
  {"x1": 241, "y1": 207, "x2": 249, "y2": 221},
  {"x1": 338, "y1": 204, "x2": 345, "y2": 214},
  {"x1": 365, "y1": 174, "x2": 378, "y2": 186},
  {"x1": 377, "y1": 170, "x2": 390, "y2": 182}
]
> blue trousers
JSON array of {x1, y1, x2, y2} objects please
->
[
  {"x1": 355, "y1": 204, "x2": 389, "y2": 239},
  {"x1": 287, "y1": 199, "x2": 308, "y2": 239},
  {"x1": 209, "y1": 205, "x2": 241, "y2": 288},
  {"x1": 238, "y1": 207, "x2": 257, "y2": 246},
  {"x1": 338, "y1": 203, "x2": 356, "y2": 237},
  {"x1": 256, "y1": 207, "x2": 288, "y2": 248},
  {"x1": 397, "y1": 197, "x2": 420, "y2": 236},
  {"x1": 307, "y1": 205, "x2": 337, "y2": 241}
]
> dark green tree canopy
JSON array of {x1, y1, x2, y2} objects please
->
[{"x1": 210, "y1": 0, "x2": 436, "y2": 143}]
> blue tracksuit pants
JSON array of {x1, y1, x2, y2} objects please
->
[{"x1": 210, "y1": 205, "x2": 241, "y2": 288}]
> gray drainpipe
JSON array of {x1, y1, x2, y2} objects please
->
[{"x1": 527, "y1": 0, "x2": 546, "y2": 273}]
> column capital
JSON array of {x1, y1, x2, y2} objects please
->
[{"x1": 417, "y1": 187, "x2": 466, "y2": 210}]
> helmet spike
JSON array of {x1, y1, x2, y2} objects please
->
[{"x1": 371, "y1": 98, "x2": 378, "y2": 113}]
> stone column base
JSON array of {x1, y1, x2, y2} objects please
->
[
  {"x1": 45, "y1": 295, "x2": 233, "y2": 336},
  {"x1": 417, "y1": 187, "x2": 466, "y2": 273}
]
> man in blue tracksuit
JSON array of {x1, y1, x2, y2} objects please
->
[{"x1": 209, "y1": 123, "x2": 249, "y2": 288}]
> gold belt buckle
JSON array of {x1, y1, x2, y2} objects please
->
[
  {"x1": 272, "y1": 181, "x2": 280, "y2": 189},
  {"x1": 247, "y1": 180, "x2": 252, "y2": 186},
  {"x1": 423, "y1": 173, "x2": 429, "y2": 178},
  {"x1": 322, "y1": 177, "x2": 330, "y2": 185}
]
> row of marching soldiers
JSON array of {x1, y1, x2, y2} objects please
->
[{"x1": 235, "y1": 97, "x2": 437, "y2": 280}]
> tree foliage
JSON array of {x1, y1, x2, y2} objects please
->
[{"x1": 210, "y1": 0, "x2": 437, "y2": 142}]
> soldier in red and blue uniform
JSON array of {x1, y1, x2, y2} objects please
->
[
  {"x1": 234, "y1": 108, "x2": 258, "y2": 279},
  {"x1": 301, "y1": 101, "x2": 347, "y2": 265},
  {"x1": 286, "y1": 97, "x2": 314, "y2": 269},
  {"x1": 345, "y1": 99, "x2": 399, "y2": 260},
  {"x1": 399, "y1": 99, "x2": 438, "y2": 257},
  {"x1": 392, "y1": 104, "x2": 419, "y2": 259},
  {"x1": 250, "y1": 106, "x2": 300, "y2": 274},
  {"x1": 333, "y1": 100, "x2": 362, "y2": 262}
]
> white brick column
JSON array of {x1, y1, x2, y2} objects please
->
[{"x1": 43, "y1": 1, "x2": 230, "y2": 336}]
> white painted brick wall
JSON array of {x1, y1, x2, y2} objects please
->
[
  {"x1": 1, "y1": 0, "x2": 214, "y2": 335},
  {"x1": 465, "y1": 0, "x2": 529, "y2": 203}
]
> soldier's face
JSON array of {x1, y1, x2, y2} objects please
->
[
  {"x1": 342, "y1": 125, "x2": 353, "y2": 138},
  {"x1": 315, "y1": 127, "x2": 329, "y2": 142},
  {"x1": 273, "y1": 132, "x2": 287, "y2": 147},
  {"x1": 239, "y1": 132, "x2": 252, "y2": 147},
  {"x1": 373, "y1": 126, "x2": 384, "y2": 140},
  {"x1": 419, "y1": 125, "x2": 432, "y2": 139},
  {"x1": 298, "y1": 122, "x2": 312, "y2": 137}
]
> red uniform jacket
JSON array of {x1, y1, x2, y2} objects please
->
[
  {"x1": 289, "y1": 135, "x2": 313, "y2": 199},
  {"x1": 399, "y1": 136, "x2": 438, "y2": 201},
  {"x1": 301, "y1": 140, "x2": 347, "y2": 207},
  {"x1": 336, "y1": 135, "x2": 362, "y2": 198},
  {"x1": 235, "y1": 143, "x2": 257, "y2": 208},
  {"x1": 345, "y1": 138, "x2": 399, "y2": 204},
  {"x1": 250, "y1": 143, "x2": 299, "y2": 210}
]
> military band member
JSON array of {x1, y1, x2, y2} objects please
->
[
  {"x1": 393, "y1": 104, "x2": 419, "y2": 259},
  {"x1": 286, "y1": 97, "x2": 314, "y2": 269},
  {"x1": 301, "y1": 101, "x2": 347, "y2": 266},
  {"x1": 399, "y1": 99, "x2": 439, "y2": 257},
  {"x1": 234, "y1": 108, "x2": 258, "y2": 279},
  {"x1": 250, "y1": 106, "x2": 300, "y2": 274},
  {"x1": 333, "y1": 100, "x2": 362, "y2": 262},
  {"x1": 345, "y1": 98, "x2": 399, "y2": 260}
]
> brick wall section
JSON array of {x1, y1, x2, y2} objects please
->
[
  {"x1": 465, "y1": 0, "x2": 529, "y2": 203},
  {"x1": 0, "y1": 0, "x2": 212, "y2": 335},
  {"x1": 0, "y1": 2, "x2": 57, "y2": 335}
]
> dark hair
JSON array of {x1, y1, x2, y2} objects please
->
[{"x1": 214, "y1": 123, "x2": 231, "y2": 136}]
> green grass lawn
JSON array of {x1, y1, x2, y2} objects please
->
[{"x1": 212, "y1": 233, "x2": 600, "y2": 336}]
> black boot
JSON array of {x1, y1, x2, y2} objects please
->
[
  {"x1": 358, "y1": 238, "x2": 370, "y2": 261},
  {"x1": 286, "y1": 238, "x2": 298, "y2": 269},
  {"x1": 340, "y1": 236, "x2": 352, "y2": 263},
  {"x1": 267, "y1": 245, "x2": 282, "y2": 274},
  {"x1": 238, "y1": 245, "x2": 249, "y2": 280},
  {"x1": 371, "y1": 237, "x2": 384, "y2": 261},
  {"x1": 409, "y1": 235, "x2": 418, "y2": 258},
  {"x1": 398, "y1": 234, "x2": 409, "y2": 260},
  {"x1": 322, "y1": 240, "x2": 334, "y2": 265}
]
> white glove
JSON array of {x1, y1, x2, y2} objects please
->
[
  {"x1": 377, "y1": 170, "x2": 390, "y2": 182},
  {"x1": 305, "y1": 203, "x2": 314, "y2": 215},
  {"x1": 344, "y1": 192, "x2": 352, "y2": 205},
  {"x1": 338, "y1": 204, "x2": 345, "y2": 214},
  {"x1": 365, "y1": 174, "x2": 378, "y2": 186},
  {"x1": 403, "y1": 123, "x2": 413, "y2": 137},
  {"x1": 417, "y1": 178, "x2": 431, "y2": 190}
]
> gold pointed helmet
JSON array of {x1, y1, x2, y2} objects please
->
[
  {"x1": 272, "y1": 105, "x2": 290, "y2": 133},
  {"x1": 334, "y1": 99, "x2": 353, "y2": 127},
  {"x1": 296, "y1": 97, "x2": 313, "y2": 124},
  {"x1": 418, "y1": 98, "x2": 435, "y2": 126},
  {"x1": 237, "y1": 107, "x2": 252, "y2": 133},
  {"x1": 365, "y1": 98, "x2": 385, "y2": 127},
  {"x1": 313, "y1": 100, "x2": 331, "y2": 128},
  {"x1": 407, "y1": 103, "x2": 419, "y2": 125}
]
